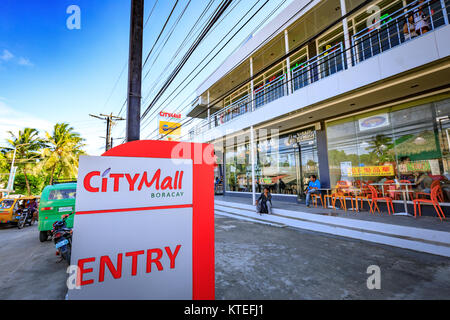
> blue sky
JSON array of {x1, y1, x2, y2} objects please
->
[{"x1": 0, "y1": 0, "x2": 292, "y2": 155}]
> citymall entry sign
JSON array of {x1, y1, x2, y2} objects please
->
[{"x1": 68, "y1": 140, "x2": 215, "y2": 300}]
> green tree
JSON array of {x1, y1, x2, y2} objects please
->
[
  {"x1": 41, "y1": 123, "x2": 85, "y2": 185},
  {"x1": 366, "y1": 134, "x2": 394, "y2": 164},
  {"x1": 5, "y1": 128, "x2": 45, "y2": 195}
]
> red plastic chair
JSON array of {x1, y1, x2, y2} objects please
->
[
  {"x1": 383, "y1": 180, "x2": 396, "y2": 198},
  {"x1": 367, "y1": 185, "x2": 395, "y2": 215},
  {"x1": 415, "y1": 180, "x2": 444, "y2": 202},
  {"x1": 413, "y1": 185, "x2": 446, "y2": 221},
  {"x1": 399, "y1": 180, "x2": 415, "y2": 201}
]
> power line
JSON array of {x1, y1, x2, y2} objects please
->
[
  {"x1": 142, "y1": 0, "x2": 180, "y2": 68},
  {"x1": 103, "y1": 0, "x2": 160, "y2": 117},
  {"x1": 140, "y1": 0, "x2": 234, "y2": 121},
  {"x1": 155, "y1": 0, "x2": 376, "y2": 142},
  {"x1": 116, "y1": 0, "x2": 218, "y2": 139},
  {"x1": 140, "y1": 0, "x2": 241, "y2": 109},
  {"x1": 89, "y1": 114, "x2": 125, "y2": 151},
  {"x1": 141, "y1": 0, "x2": 276, "y2": 138}
]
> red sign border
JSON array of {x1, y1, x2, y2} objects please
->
[{"x1": 102, "y1": 140, "x2": 215, "y2": 300}]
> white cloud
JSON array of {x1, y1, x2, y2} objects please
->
[
  {"x1": 0, "y1": 50, "x2": 14, "y2": 61},
  {"x1": 17, "y1": 57, "x2": 33, "y2": 67},
  {"x1": 0, "y1": 101, "x2": 53, "y2": 147},
  {"x1": 0, "y1": 49, "x2": 33, "y2": 67}
]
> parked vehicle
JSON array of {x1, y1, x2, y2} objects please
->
[
  {"x1": 51, "y1": 213, "x2": 73, "y2": 264},
  {"x1": 0, "y1": 196, "x2": 40, "y2": 226},
  {"x1": 38, "y1": 183, "x2": 76, "y2": 242},
  {"x1": 17, "y1": 207, "x2": 34, "y2": 229}
]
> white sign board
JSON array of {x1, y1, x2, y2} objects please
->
[{"x1": 68, "y1": 155, "x2": 194, "y2": 300}]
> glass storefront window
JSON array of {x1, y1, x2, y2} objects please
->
[
  {"x1": 326, "y1": 96, "x2": 450, "y2": 202},
  {"x1": 224, "y1": 129, "x2": 319, "y2": 196}
]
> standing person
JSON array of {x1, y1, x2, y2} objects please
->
[
  {"x1": 255, "y1": 187, "x2": 272, "y2": 215},
  {"x1": 305, "y1": 175, "x2": 321, "y2": 208}
]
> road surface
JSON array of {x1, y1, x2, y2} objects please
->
[
  {"x1": 1, "y1": 215, "x2": 449, "y2": 299},
  {"x1": 0, "y1": 224, "x2": 67, "y2": 300}
]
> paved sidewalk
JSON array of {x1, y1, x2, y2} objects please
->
[
  {"x1": 215, "y1": 215, "x2": 450, "y2": 300},
  {"x1": 216, "y1": 195, "x2": 450, "y2": 232}
]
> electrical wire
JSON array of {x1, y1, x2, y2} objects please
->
[
  {"x1": 140, "y1": 0, "x2": 274, "y2": 136},
  {"x1": 140, "y1": 0, "x2": 234, "y2": 121},
  {"x1": 155, "y1": 0, "x2": 376, "y2": 142}
]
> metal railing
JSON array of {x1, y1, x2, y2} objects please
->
[
  {"x1": 352, "y1": 0, "x2": 449, "y2": 64},
  {"x1": 291, "y1": 42, "x2": 345, "y2": 92},
  {"x1": 254, "y1": 75, "x2": 287, "y2": 109},
  {"x1": 211, "y1": 94, "x2": 251, "y2": 127},
  {"x1": 192, "y1": 0, "x2": 450, "y2": 135}
]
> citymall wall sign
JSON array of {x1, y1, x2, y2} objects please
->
[{"x1": 68, "y1": 140, "x2": 215, "y2": 300}]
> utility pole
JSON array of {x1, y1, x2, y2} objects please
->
[
  {"x1": 90, "y1": 114, "x2": 125, "y2": 151},
  {"x1": 127, "y1": 0, "x2": 144, "y2": 142}
]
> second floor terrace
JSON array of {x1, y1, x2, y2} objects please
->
[{"x1": 187, "y1": 0, "x2": 450, "y2": 140}]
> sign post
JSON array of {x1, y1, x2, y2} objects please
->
[{"x1": 68, "y1": 140, "x2": 215, "y2": 300}]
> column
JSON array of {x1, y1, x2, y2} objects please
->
[
  {"x1": 250, "y1": 126, "x2": 256, "y2": 205},
  {"x1": 284, "y1": 30, "x2": 293, "y2": 95},
  {"x1": 316, "y1": 121, "x2": 331, "y2": 189},
  {"x1": 340, "y1": 0, "x2": 352, "y2": 68},
  {"x1": 250, "y1": 57, "x2": 255, "y2": 112},
  {"x1": 207, "y1": 91, "x2": 211, "y2": 129}
]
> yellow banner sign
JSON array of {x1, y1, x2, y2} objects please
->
[
  {"x1": 159, "y1": 121, "x2": 181, "y2": 136},
  {"x1": 348, "y1": 165, "x2": 394, "y2": 177}
]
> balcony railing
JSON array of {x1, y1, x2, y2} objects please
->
[
  {"x1": 352, "y1": 0, "x2": 449, "y2": 64},
  {"x1": 211, "y1": 94, "x2": 251, "y2": 127},
  {"x1": 291, "y1": 42, "x2": 345, "y2": 92},
  {"x1": 193, "y1": 0, "x2": 450, "y2": 135},
  {"x1": 254, "y1": 75, "x2": 287, "y2": 109}
]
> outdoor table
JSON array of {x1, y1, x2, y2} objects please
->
[
  {"x1": 389, "y1": 182, "x2": 414, "y2": 217},
  {"x1": 346, "y1": 187, "x2": 363, "y2": 211},
  {"x1": 318, "y1": 188, "x2": 333, "y2": 208}
]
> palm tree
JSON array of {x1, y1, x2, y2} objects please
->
[
  {"x1": 366, "y1": 134, "x2": 394, "y2": 164},
  {"x1": 6, "y1": 128, "x2": 45, "y2": 195},
  {"x1": 41, "y1": 123, "x2": 85, "y2": 185}
]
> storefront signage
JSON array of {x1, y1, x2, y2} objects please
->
[
  {"x1": 159, "y1": 111, "x2": 182, "y2": 119},
  {"x1": 358, "y1": 113, "x2": 390, "y2": 131},
  {"x1": 398, "y1": 161, "x2": 431, "y2": 173},
  {"x1": 348, "y1": 165, "x2": 394, "y2": 177},
  {"x1": 289, "y1": 129, "x2": 315, "y2": 144},
  {"x1": 159, "y1": 121, "x2": 181, "y2": 136},
  {"x1": 68, "y1": 140, "x2": 215, "y2": 300}
]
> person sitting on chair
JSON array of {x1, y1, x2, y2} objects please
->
[
  {"x1": 305, "y1": 175, "x2": 321, "y2": 208},
  {"x1": 255, "y1": 187, "x2": 272, "y2": 215}
]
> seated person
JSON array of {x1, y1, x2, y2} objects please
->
[
  {"x1": 403, "y1": 14, "x2": 417, "y2": 41},
  {"x1": 255, "y1": 187, "x2": 272, "y2": 215},
  {"x1": 414, "y1": 172, "x2": 433, "y2": 193},
  {"x1": 414, "y1": 0, "x2": 430, "y2": 35},
  {"x1": 305, "y1": 175, "x2": 321, "y2": 208}
]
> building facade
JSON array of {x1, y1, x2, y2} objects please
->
[{"x1": 187, "y1": 0, "x2": 450, "y2": 213}]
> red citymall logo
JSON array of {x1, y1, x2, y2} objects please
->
[{"x1": 83, "y1": 168, "x2": 184, "y2": 193}]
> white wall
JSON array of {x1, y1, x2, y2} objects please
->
[
  {"x1": 196, "y1": 0, "x2": 321, "y2": 96},
  {"x1": 199, "y1": 24, "x2": 450, "y2": 142}
]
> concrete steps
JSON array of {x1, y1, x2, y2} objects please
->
[{"x1": 215, "y1": 200, "x2": 450, "y2": 258}]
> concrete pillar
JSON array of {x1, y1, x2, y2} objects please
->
[
  {"x1": 284, "y1": 30, "x2": 293, "y2": 95},
  {"x1": 250, "y1": 57, "x2": 255, "y2": 112},
  {"x1": 250, "y1": 126, "x2": 256, "y2": 205},
  {"x1": 340, "y1": 0, "x2": 352, "y2": 68},
  {"x1": 316, "y1": 121, "x2": 331, "y2": 189},
  {"x1": 207, "y1": 91, "x2": 211, "y2": 129}
]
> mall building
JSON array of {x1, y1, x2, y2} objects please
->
[{"x1": 187, "y1": 0, "x2": 450, "y2": 215}]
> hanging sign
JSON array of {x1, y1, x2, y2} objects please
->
[{"x1": 68, "y1": 140, "x2": 215, "y2": 300}]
